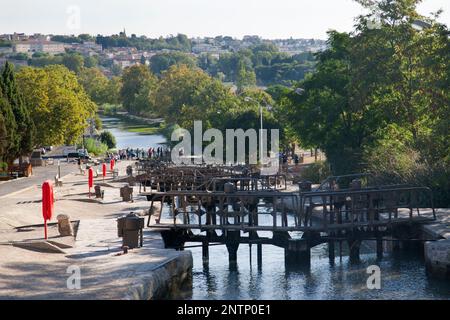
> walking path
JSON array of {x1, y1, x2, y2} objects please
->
[
  {"x1": 0, "y1": 160, "x2": 192, "y2": 299},
  {"x1": 0, "y1": 162, "x2": 78, "y2": 198}
]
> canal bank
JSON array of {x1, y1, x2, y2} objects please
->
[
  {"x1": 0, "y1": 160, "x2": 193, "y2": 300},
  {"x1": 100, "y1": 115, "x2": 167, "y2": 150}
]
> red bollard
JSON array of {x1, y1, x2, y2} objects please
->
[
  {"x1": 102, "y1": 163, "x2": 107, "y2": 181},
  {"x1": 88, "y1": 168, "x2": 94, "y2": 198},
  {"x1": 42, "y1": 181, "x2": 54, "y2": 240}
]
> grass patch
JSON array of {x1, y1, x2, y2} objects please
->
[{"x1": 125, "y1": 125, "x2": 162, "y2": 135}]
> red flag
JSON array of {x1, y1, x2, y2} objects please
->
[
  {"x1": 102, "y1": 163, "x2": 107, "y2": 177},
  {"x1": 110, "y1": 159, "x2": 115, "y2": 171},
  {"x1": 42, "y1": 181, "x2": 54, "y2": 239},
  {"x1": 88, "y1": 168, "x2": 94, "y2": 188}
]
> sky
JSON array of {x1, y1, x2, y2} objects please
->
[{"x1": 1, "y1": 0, "x2": 449, "y2": 40}]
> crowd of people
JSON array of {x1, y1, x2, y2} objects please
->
[{"x1": 107, "y1": 146, "x2": 171, "y2": 161}]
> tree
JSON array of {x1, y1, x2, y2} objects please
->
[
  {"x1": 78, "y1": 68, "x2": 110, "y2": 105},
  {"x1": 84, "y1": 56, "x2": 99, "y2": 68},
  {"x1": 0, "y1": 87, "x2": 17, "y2": 162},
  {"x1": 120, "y1": 65, "x2": 157, "y2": 115},
  {"x1": 104, "y1": 76, "x2": 122, "y2": 105},
  {"x1": 0, "y1": 112, "x2": 7, "y2": 160},
  {"x1": 62, "y1": 53, "x2": 84, "y2": 74},
  {"x1": 99, "y1": 130, "x2": 117, "y2": 149},
  {"x1": 16, "y1": 65, "x2": 96, "y2": 146},
  {"x1": 0, "y1": 62, "x2": 35, "y2": 161},
  {"x1": 281, "y1": 0, "x2": 449, "y2": 205},
  {"x1": 149, "y1": 52, "x2": 197, "y2": 75},
  {"x1": 236, "y1": 60, "x2": 256, "y2": 92},
  {"x1": 154, "y1": 65, "x2": 212, "y2": 125}
]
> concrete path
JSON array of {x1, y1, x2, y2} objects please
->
[
  {"x1": 0, "y1": 218, "x2": 192, "y2": 300},
  {"x1": 0, "y1": 162, "x2": 78, "y2": 198},
  {"x1": 0, "y1": 160, "x2": 193, "y2": 300}
]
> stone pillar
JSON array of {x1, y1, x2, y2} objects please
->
[
  {"x1": 424, "y1": 239, "x2": 450, "y2": 279},
  {"x1": 57, "y1": 214, "x2": 73, "y2": 236},
  {"x1": 348, "y1": 238, "x2": 361, "y2": 263},
  {"x1": 226, "y1": 243, "x2": 239, "y2": 265},
  {"x1": 284, "y1": 239, "x2": 311, "y2": 267}
]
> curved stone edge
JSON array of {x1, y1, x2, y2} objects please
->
[
  {"x1": 124, "y1": 251, "x2": 193, "y2": 300},
  {"x1": 424, "y1": 239, "x2": 450, "y2": 279}
]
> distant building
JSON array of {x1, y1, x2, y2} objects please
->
[
  {"x1": 1, "y1": 33, "x2": 29, "y2": 42},
  {"x1": 70, "y1": 41, "x2": 103, "y2": 55},
  {"x1": 113, "y1": 58, "x2": 137, "y2": 69},
  {"x1": 13, "y1": 40, "x2": 66, "y2": 54}
]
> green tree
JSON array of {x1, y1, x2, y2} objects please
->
[
  {"x1": 104, "y1": 76, "x2": 122, "y2": 105},
  {"x1": 149, "y1": 52, "x2": 197, "y2": 75},
  {"x1": 0, "y1": 62, "x2": 35, "y2": 161},
  {"x1": 120, "y1": 65, "x2": 157, "y2": 115},
  {"x1": 0, "y1": 87, "x2": 17, "y2": 163},
  {"x1": 16, "y1": 65, "x2": 96, "y2": 146},
  {"x1": 0, "y1": 112, "x2": 6, "y2": 160},
  {"x1": 84, "y1": 55, "x2": 99, "y2": 68},
  {"x1": 236, "y1": 60, "x2": 256, "y2": 92},
  {"x1": 78, "y1": 68, "x2": 110, "y2": 105},
  {"x1": 99, "y1": 130, "x2": 117, "y2": 149},
  {"x1": 282, "y1": 0, "x2": 449, "y2": 205},
  {"x1": 62, "y1": 53, "x2": 84, "y2": 74},
  {"x1": 154, "y1": 65, "x2": 212, "y2": 125}
]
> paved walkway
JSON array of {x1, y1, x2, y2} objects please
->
[
  {"x1": 0, "y1": 219, "x2": 192, "y2": 300},
  {"x1": 0, "y1": 160, "x2": 193, "y2": 299},
  {"x1": 0, "y1": 163, "x2": 78, "y2": 198}
]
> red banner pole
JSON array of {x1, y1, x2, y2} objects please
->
[{"x1": 44, "y1": 219, "x2": 47, "y2": 240}]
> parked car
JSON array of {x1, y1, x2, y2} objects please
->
[
  {"x1": 67, "y1": 152, "x2": 91, "y2": 161},
  {"x1": 63, "y1": 146, "x2": 77, "y2": 156}
]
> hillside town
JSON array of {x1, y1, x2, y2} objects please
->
[{"x1": 0, "y1": 32, "x2": 326, "y2": 77}]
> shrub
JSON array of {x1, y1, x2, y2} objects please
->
[
  {"x1": 0, "y1": 162, "x2": 7, "y2": 171},
  {"x1": 99, "y1": 130, "x2": 116, "y2": 149},
  {"x1": 300, "y1": 161, "x2": 332, "y2": 184},
  {"x1": 84, "y1": 138, "x2": 108, "y2": 156},
  {"x1": 364, "y1": 140, "x2": 450, "y2": 208}
]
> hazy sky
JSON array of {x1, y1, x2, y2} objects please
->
[{"x1": 1, "y1": 0, "x2": 449, "y2": 39}]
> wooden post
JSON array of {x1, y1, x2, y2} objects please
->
[
  {"x1": 202, "y1": 240, "x2": 209, "y2": 264},
  {"x1": 376, "y1": 237, "x2": 383, "y2": 259},
  {"x1": 257, "y1": 244, "x2": 262, "y2": 270},
  {"x1": 348, "y1": 238, "x2": 361, "y2": 263},
  {"x1": 328, "y1": 240, "x2": 335, "y2": 263}
]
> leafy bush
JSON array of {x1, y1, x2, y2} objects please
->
[
  {"x1": 300, "y1": 161, "x2": 332, "y2": 184},
  {"x1": 99, "y1": 130, "x2": 116, "y2": 149},
  {"x1": 84, "y1": 138, "x2": 108, "y2": 156},
  {"x1": 100, "y1": 103, "x2": 122, "y2": 116},
  {"x1": 0, "y1": 162, "x2": 7, "y2": 171},
  {"x1": 364, "y1": 140, "x2": 450, "y2": 208}
]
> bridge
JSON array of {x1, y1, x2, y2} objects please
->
[{"x1": 138, "y1": 163, "x2": 436, "y2": 267}]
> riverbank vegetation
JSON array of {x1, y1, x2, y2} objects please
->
[
  {"x1": 0, "y1": 61, "x2": 35, "y2": 164},
  {"x1": 0, "y1": 61, "x2": 98, "y2": 165},
  {"x1": 280, "y1": 0, "x2": 449, "y2": 206},
  {"x1": 83, "y1": 138, "x2": 108, "y2": 156}
]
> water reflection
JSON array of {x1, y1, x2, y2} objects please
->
[{"x1": 101, "y1": 116, "x2": 166, "y2": 150}]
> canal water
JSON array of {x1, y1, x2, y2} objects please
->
[
  {"x1": 104, "y1": 117, "x2": 450, "y2": 300},
  {"x1": 101, "y1": 116, "x2": 167, "y2": 150},
  {"x1": 184, "y1": 212, "x2": 450, "y2": 300}
]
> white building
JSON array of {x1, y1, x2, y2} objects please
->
[{"x1": 13, "y1": 40, "x2": 66, "y2": 54}]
